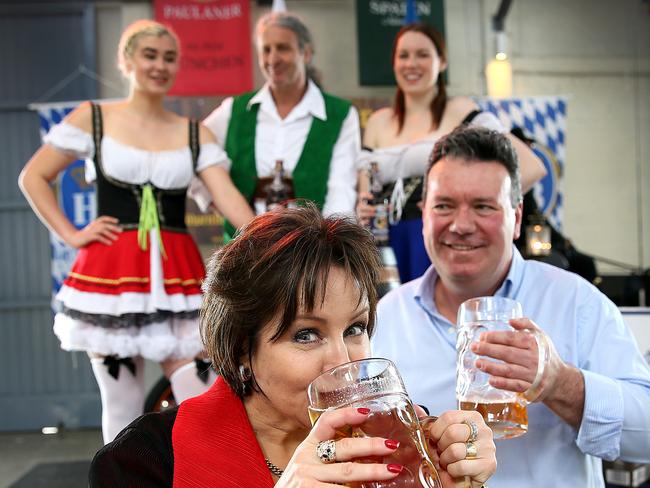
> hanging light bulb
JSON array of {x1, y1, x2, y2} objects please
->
[
  {"x1": 486, "y1": 57, "x2": 512, "y2": 98},
  {"x1": 486, "y1": 30, "x2": 513, "y2": 98}
]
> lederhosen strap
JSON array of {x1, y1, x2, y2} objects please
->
[
  {"x1": 461, "y1": 109, "x2": 482, "y2": 125},
  {"x1": 91, "y1": 102, "x2": 102, "y2": 165},
  {"x1": 189, "y1": 118, "x2": 200, "y2": 171}
]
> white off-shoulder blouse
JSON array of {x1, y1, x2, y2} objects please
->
[{"x1": 44, "y1": 122, "x2": 231, "y2": 188}]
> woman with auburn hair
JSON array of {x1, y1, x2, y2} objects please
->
[
  {"x1": 19, "y1": 19, "x2": 254, "y2": 444},
  {"x1": 357, "y1": 22, "x2": 546, "y2": 283},
  {"x1": 90, "y1": 205, "x2": 496, "y2": 487}
]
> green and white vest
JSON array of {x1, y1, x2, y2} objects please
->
[{"x1": 223, "y1": 89, "x2": 351, "y2": 241}]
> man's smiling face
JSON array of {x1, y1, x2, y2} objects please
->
[{"x1": 422, "y1": 156, "x2": 522, "y2": 292}]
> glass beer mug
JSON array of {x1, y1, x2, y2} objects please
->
[
  {"x1": 308, "y1": 358, "x2": 441, "y2": 488},
  {"x1": 456, "y1": 296, "x2": 546, "y2": 440}
]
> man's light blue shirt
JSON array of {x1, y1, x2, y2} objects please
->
[{"x1": 372, "y1": 248, "x2": 650, "y2": 487}]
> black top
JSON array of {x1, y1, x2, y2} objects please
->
[
  {"x1": 89, "y1": 408, "x2": 178, "y2": 487},
  {"x1": 90, "y1": 103, "x2": 200, "y2": 232}
]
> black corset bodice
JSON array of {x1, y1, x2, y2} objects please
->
[
  {"x1": 90, "y1": 103, "x2": 200, "y2": 232},
  {"x1": 95, "y1": 171, "x2": 188, "y2": 231}
]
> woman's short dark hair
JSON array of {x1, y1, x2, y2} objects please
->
[
  {"x1": 424, "y1": 125, "x2": 522, "y2": 207},
  {"x1": 201, "y1": 204, "x2": 381, "y2": 397}
]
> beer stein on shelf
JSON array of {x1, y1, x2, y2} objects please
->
[
  {"x1": 308, "y1": 358, "x2": 441, "y2": 488},
  {"x1": 456, "y1": 296, "x2": 547, "y2": 440}
]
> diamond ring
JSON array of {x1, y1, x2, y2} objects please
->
[
  {"x1": 463, "y1": 419, "x2": 479, "y2": 443},
  {"x1": 316, "y1": 439, "x2": 336, "y2": 464}
]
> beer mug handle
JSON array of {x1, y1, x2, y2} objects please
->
[
  {"x1": 522, "y1": 329, "x2": 551, "y2": 403},
  {"x1": 419, "y1": 415, "x2": 439, "y2": 430},
  {"x1": 418, "y1": 416, "x2": 439, "y2": 458}
]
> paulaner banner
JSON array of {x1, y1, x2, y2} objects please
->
[{"x1": 154, "y1": 0, "x2": 253, "y2": 96}]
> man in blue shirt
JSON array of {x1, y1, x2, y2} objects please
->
[{"x1": 372, "y1": 126, "x2": 650, "y2": 487}]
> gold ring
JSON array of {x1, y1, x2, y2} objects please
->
[
  {"x1": 463, "y1": 419, "x2": 479, "y2": 443},
  {"x1": 465, "y1": 441, "x2": 478, "y2": 459}
]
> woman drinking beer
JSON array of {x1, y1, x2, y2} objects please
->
[{"x1": 90, "y1": 205, "x2": 495, "y2": 487}]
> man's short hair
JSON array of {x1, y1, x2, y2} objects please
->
[{"x1": 424, "y1": 126, "x2": 523, "y2": 207}]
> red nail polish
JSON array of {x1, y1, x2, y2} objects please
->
[
  {"x1": 385, "y1": 439, "x2": 400, "y2": 449},
  {"x1": 357, "y1": 407, "x2": 371, "y2": 415},
  {"x1": 387, "y1": 464, "x2": 403, "y2": 474}
]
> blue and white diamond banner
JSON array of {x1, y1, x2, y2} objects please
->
[
  {"x1": 32, "y1": 101, "x2": 96, "y2": 311},
  {"x1": 477, "y1": 96, "x2": 567, "y2": 230}
]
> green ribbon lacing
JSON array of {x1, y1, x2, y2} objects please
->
[{"x1": 137, "y1": 184, "x2": 167, "y2": 259}]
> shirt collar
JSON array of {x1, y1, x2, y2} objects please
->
[
  {"x1": 414, "y1": 265, "x2": 441, "y2": 318},
  {"x1": 495, "y1": 246, "x2": 524, "y2": 298},
  {"x1": 246, "y1": 80, "x2": 326, "y2": 122},
  {"x1": 414, "y1": 245, "x2": 523, "y2": 316}
]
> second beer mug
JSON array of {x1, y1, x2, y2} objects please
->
[
  {"x1": 456, "y1": 296, "x2": 547, "y2": 440},
  {"x1": 308, "y1": 358, "x2": 441, "y2": 488}
]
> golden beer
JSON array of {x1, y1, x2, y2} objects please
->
[
  {"x1": 308, "y1": 406, "x2": 353, "y2": 439},
  {"x1": 456, "y1": 298, "x2": 537, "y2": 441},
  {"x1": 459, "y1": 398, "x2": 528, "y2": 439},
  {"x1": 308, "y1": 406, "x2": 324, "y2": 426},
  {"x1": 308, "y1": 393, "x2": 440, "y2": 488}
]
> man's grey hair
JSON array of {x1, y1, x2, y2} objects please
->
[{"x1": 255, "y1": 11, "x2": 321, "y2": 86}]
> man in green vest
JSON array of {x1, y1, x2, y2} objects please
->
[{"x1": 204, "y1": 11, "x2": 360, "y2": 241}]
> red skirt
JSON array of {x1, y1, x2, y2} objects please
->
[
  {"x1": 53, "y1": 229, "x2": 206, "y2": 359},
  {"x1": 63, "y1": 229, "x2": 204, "y2": 297}
]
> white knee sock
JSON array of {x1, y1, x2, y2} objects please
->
[
  {"x1": 169, "y1": 360, "x2": 216, "y2": 404},
  {"x1": 91, "y1": 356, "x2": 145, "y2": 444}
]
